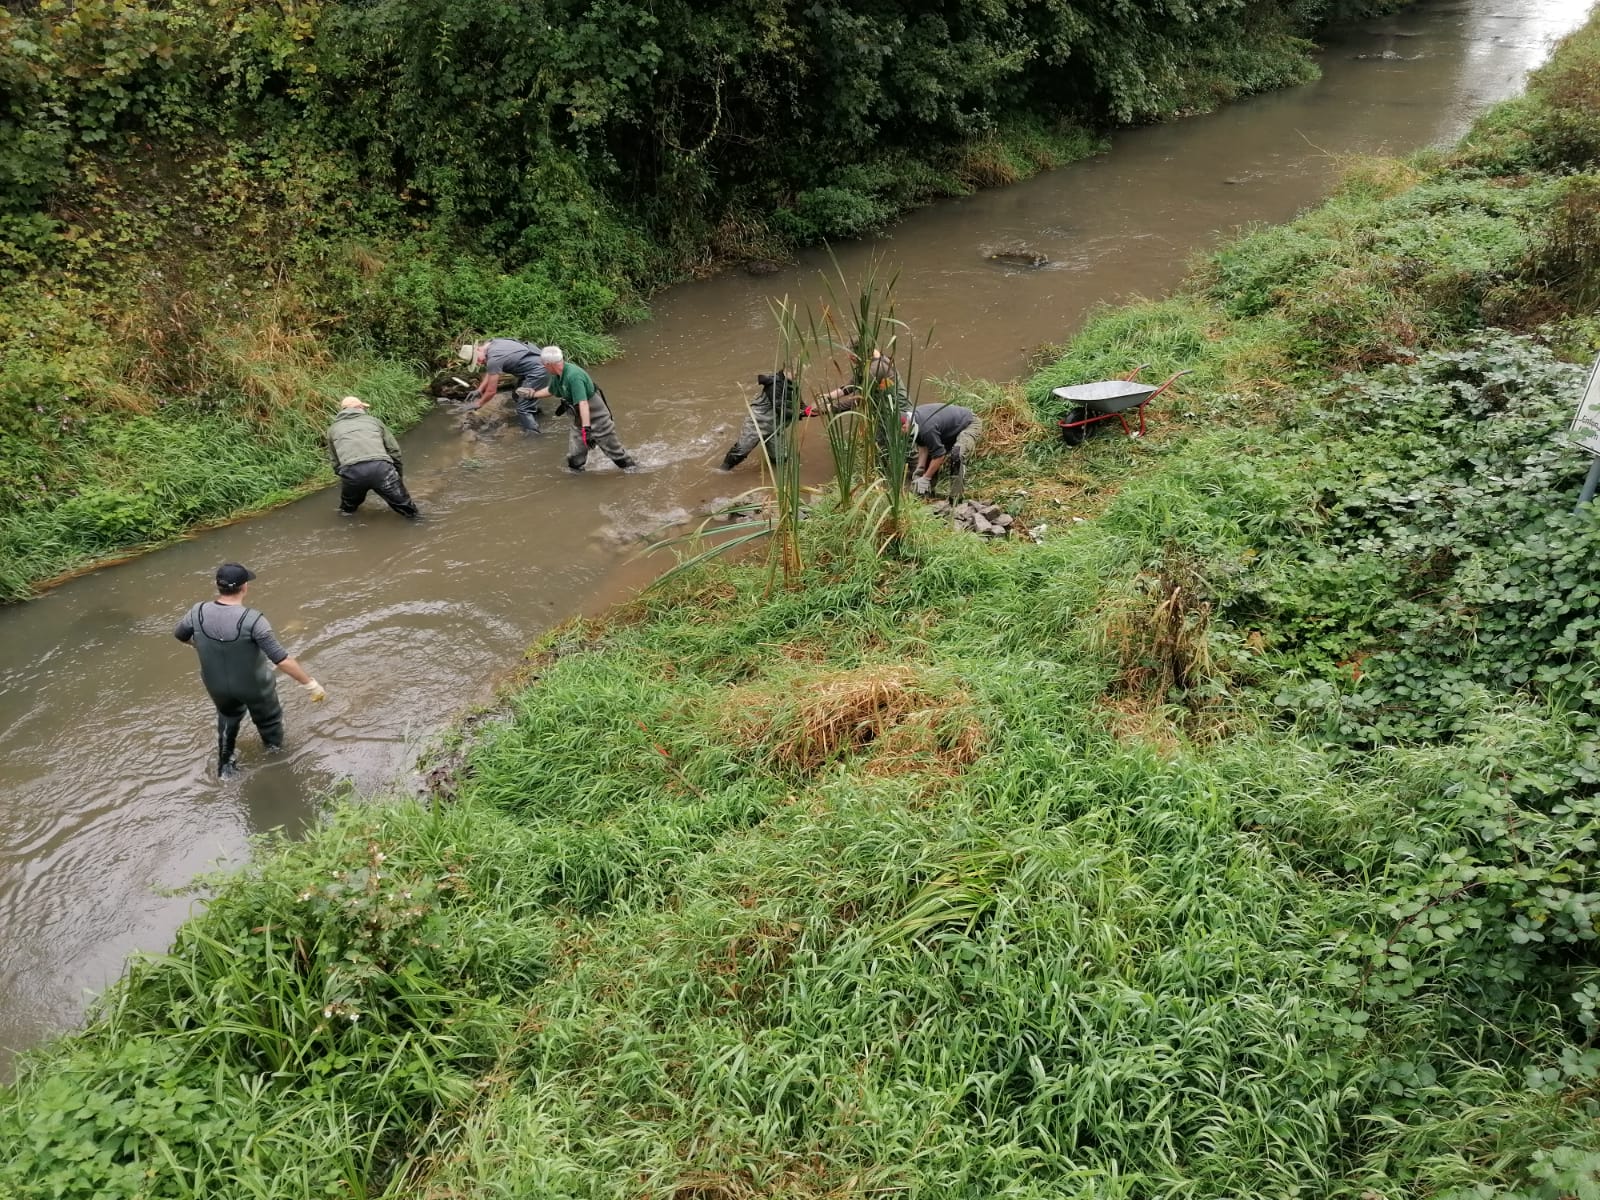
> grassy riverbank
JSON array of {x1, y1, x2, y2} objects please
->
[
  {"x1": 4, "y1": 9, "x2": 1600, "y2": 1200},
  {"x1": 0, "y1": 0, "x2": 1409, "y2": 600}
]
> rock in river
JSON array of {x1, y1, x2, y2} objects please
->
[{"x1": 982, "y1": 245, "x2": 1049, "y2": 269}]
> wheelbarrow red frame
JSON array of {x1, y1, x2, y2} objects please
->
[{"x1": 1054, "y1": 365, "x2": 1194, "y2": 440}]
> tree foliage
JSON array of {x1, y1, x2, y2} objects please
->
[{"x1": 2, "y1": 0, "x2": 1398, "y2": 249}]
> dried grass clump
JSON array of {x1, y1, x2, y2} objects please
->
[
  {"x1": 671, "y1": 1172, "x2": 754, "y2": 1200},
  {"x1": 863, "y1": 705, "x2": 986, "y2": 779},
  {"x1": 113, "y1": 284, "x2": 334, "y2": 422},
  {"x1": 973, "y1": 383, "x2": 1046, "y2": 456},
  {"x1": 1335, "y1": 154, "x2": 1425, "y2": 202},
  {"x1": 668, "y1": 1161, "x2": 872, "y2": 1200},
  {"x1": 726, "y1": 664, "x2": 983, "y2": 775},
  {"x1": 775, "y1": 638, "x2": 835, "y2": 664},
  {"x1": 954, "y1": 138, "x2": 1022, "y2": 190},
  {"x1": 1096, "y1": 696, "x2": 1184, "y2": 758},
  {"x1": 699, "y1": 211, "x2": 792, "y2": 278},
  {"x1": 1094, "y1": 553, "x2": 1229, "y2": 738},
  {"x1": 1102, "y1": 576, "x2": 1212, "y2": 704}
]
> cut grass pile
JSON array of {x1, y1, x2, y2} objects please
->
[{"x1": 719, "y1": 663, "x2": 985, "y2": 777}]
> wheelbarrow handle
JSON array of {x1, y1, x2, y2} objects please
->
[
  {"x1": 1121, "y1": 363, "x2": 1153, "y2": 382},
  {"x1": 1145, "y1": 369, "x2": 1194, "y2": 402}
]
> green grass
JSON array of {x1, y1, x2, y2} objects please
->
[{"x1": 5, "y1": 495, "x2": 1598, "y2": 1196}]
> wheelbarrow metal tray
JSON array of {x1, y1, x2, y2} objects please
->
[{"x1": 1052, "y1": 381, "x2": 1159, "y2": 414}]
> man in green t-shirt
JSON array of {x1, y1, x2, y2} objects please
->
[{"x1": 541, "y1": 345, "x2": 637, "y2": 472}]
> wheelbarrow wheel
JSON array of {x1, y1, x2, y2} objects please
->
[{"x1": 1059, "y1": 406, "x2": 1090, "y2": 446}]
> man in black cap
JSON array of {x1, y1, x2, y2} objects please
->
[{"x1": 174, "y1": 563, "x2": 325, "y2": 778}]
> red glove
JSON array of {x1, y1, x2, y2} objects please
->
[{"x1": 581, "y1": 425, "x2": 592, "y2": 446}]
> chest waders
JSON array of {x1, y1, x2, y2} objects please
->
[
  {"x1": 722, "y1": 376, "x2": 800, "y2": 470},
  {"x1": 188, "y1": 602, "x2": 285, "y2": 775},
  {"x1": 564, "y1": 389, "x2": 636, "y2": 471}
]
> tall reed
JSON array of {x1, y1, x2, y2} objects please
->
[{"x1": 800, "y1": 254, "x2": 927, "y2": 550}]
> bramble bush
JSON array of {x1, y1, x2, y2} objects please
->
[
  {"x1": 1226, "y1": 334, "x2": 1595, "y2": 744},
  {"x1": 1148, "y1": 333, "x2": 1600, "y2": 1053}
]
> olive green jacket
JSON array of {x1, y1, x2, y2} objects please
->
[{"x1": 326, "y1": 410, "x2": 402, "y2": 472}]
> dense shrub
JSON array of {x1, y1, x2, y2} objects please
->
[
  {"x1": 1094, "y1": 332, "x2": 1600, "y2": 1076},
  {"x1": 771, "y1": 185, "x2": 892, "y2": 242}
]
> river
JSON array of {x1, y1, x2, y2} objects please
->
[{"x1": 0, "y1": 0, "x2": 1592, "y2": 1072}]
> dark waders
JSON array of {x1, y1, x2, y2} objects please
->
[
  {"x1": 947, "y1": 416, "x2": 981, "y2": 503},
  {"x1": 512, "y1": 377, "x2": 543, "y2": 433},
  {"x1": 188, "y1": 602, "x2": 284, "y2": 774},
  {"x1": 722, "y1": 401, "x2": 778, "y2": 470},
  {"x1": 565, "y1": 390, "x2": 634, "y2": 471},
  {"x1": 338, "y1": 460, "x2": 418, "y2": 517}
]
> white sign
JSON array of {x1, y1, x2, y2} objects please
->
[{"x1": 1569, "y1": 351, "x2": 1600, "y2": 456}]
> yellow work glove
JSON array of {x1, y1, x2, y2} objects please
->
[{"x1": 301, "y1": 679, "x2": 327, "y2": 703}]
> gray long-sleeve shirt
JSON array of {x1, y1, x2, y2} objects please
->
[
  {"x1": 174, "y1": 601, "x2": 289, "y2": 664},
  {"x1": 911, "y1": 403, "x2": 975, "y2": 457},
  {"x1": 483, "y1": 339, "x2": 548, "y2": 391}
]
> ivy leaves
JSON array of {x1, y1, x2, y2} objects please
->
[
  {"x1": 1216, "y1": 331, "x2": 1600, "y2": 1038},
  {"x1": 1238, "y1": 333, "x2": 1593, "y2": 745}
]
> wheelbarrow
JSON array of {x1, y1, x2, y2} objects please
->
[{"x1": 1053, "y1": 365, "x2": 1193, "y2": 445}]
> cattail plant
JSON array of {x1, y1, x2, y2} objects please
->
[
  {"x1": 803, "y1": 254, "x2": 929, "y2": 552},
  {"x1": 761, "y1": 298, "x2": 808, "y2": 588},
  {"x1": 647, "y1": 258, "x2": 932, "y2": 589}
]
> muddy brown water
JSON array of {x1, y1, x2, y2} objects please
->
[{"x1": 1, "y1": 0, "x2": 1592, "y2": 1072}]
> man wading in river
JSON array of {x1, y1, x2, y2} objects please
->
[
  {"x1": 721, "y1": 369, "x2": 800, "y2": 471},
  {"x1": 174, "y1": 563, "x2": 325, "y2": 778},
  {"x1": 326, "y1": 396, "x2": 419, "y2": 518},
  {"x1": 459, "y1": 339, "x2": 552, "y2": 434},
  {"x1": 542, "y1": 345, "x2": 638, "y2": 472},
  {"x1": 817, "y1": 349, "x2": 902, "y2": 413}
]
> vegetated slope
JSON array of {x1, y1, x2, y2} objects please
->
[
  {"x1": 0, "y1": 0, "x2": 1407, "y2": 598},
  {"x1": 6, "y1": 9, "x2": 1600, "y2": 1200}
]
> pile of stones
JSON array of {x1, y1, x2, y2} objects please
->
[{"x1": 930, "y1": 499, "x2": 1016, "y2": 538}]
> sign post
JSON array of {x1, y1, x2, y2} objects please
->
[{"x1": 1568, "y1": 351, "x2": 1600, "y2": 512}]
